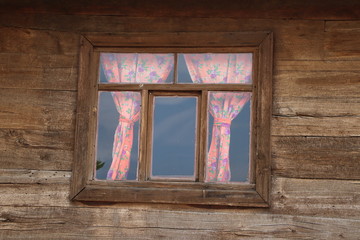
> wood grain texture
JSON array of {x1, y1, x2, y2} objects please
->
[
  {"x1": 87, "y1": 32, "x2": 268, "y2": 47},
  {"x1": 0, "y1": 0, "x2": 359, "y2": 19},
  {"x1": 0, "y1": 88, "x2": 76, "y2": 131},
  {"x1": 0, "y1": 16, "x2": 325, "y2": 60},
  {"x1": 324, "y1": 21, "x2": 360, "y2": 60},
  {"x1": 0, "y1": 184, "x2": 70, "y2": 207},
  {"x1": 0, "y1": 53, "x2": 77, "y2": 90},
  {"x1": 276, "y1": 60, "x2": 360, "y2": 71},
  {"x1": 0, "y1": 129, "x2": 73, "y2": 170},
  {"x1": 0, "y1": 53, "x2": 77, "y2": 68},
  {"x1": 1, "y1": 172, "x2": 360, "y2": 221},
  {"x1": 0, "y1": 206, "x2": 360, "y2": 239},
  {"x1": 255, "y1": 33, "x2": 273, "y2": 203},
  {"x1": 272, "y1": 177, "x2": 360, "y2": 220},
  {"x1": 0, "y1": 67, "x2": 77, "y2": 91},
  {"x1": 325, "y1": 32, "x2": 360, "y2": 59},
  {"x1": 272, "y1": 116, "x2": 360, "y2": 137},
  {"x1": 272, "y1": 136, "x2": 360, "y2": 179},
  {"x1": 0, "y1": 27, "x2": 78, "y2": 55},
  {"x1": 85, "y1": 19, "x2": 325, "y2": 61},
  {"x1": 0, "y1": 169, "x2": 71, "y2": 184},
  {"x1": 273, "y1": 71, "x2": 360, "y2": 118},
  {"x1": 70, "y1": 37, "x2": 97, "y2": 199},
  {"x1": 325, "y1": 20, "x2": 360, "y2": 32}
]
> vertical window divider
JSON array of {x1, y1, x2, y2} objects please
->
[
  {"x1": 145, "y1": 91, "x2": 155, "y2": 180},
  {"x1": 198, "y1": 90, "x2": 208, "y2": 182},
  {"x1": 174, "y1": 53, "x2": 178, "y2": 84},
  {"x1": 138, "y1": 89, "x2": 149, "y2": 181}
]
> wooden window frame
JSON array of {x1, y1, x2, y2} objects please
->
[{"x1": 70, "y1": 32, "x2": 273, "y2": 207}]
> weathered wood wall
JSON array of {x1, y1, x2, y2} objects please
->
[{"x1": 0, "y1": 1, "x2": 360, "y2": 239}]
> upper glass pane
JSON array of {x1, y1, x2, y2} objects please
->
[
  {"x1": 95, "y1": 91, "x2": 141, "y2": 181},
  {"x1": 151, "y1": 96, "x2": 197, "y2": 179},
  {"x1": 206, "y1": 91, "x2": 251, "y2": 183},
  {"x1": 99, "y1": 53, "x2": 175, "y2": 84},
  {"x1": 177, "y1": 53, "x2": 252, "y2": 84}
]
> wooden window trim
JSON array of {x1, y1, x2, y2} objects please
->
[{"x1": 70, "y1": 32, "x2": 273, "y2": 207}]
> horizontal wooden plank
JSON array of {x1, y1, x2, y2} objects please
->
[
  {"x1": 272, "y1": 136, "x2": 360, "y2": 179},
  {"x1": 0, "y1": 14, "x2": 322, "y2": 34},
  {"x1": 87, "y1": 32, "x2": 268, "y2": 47},
  {"x1": 0, "y1": 169, "x2": 71, "y2": 184},
  {"x1": 276, "y1": 60, "x2": 360, "y2": 71},
  {"x1": 325, "y1": 20, "x2": 360, "y2": 32},
  {"x1": 0, "y1": 52, "x2": 77, "y2": 90},
  {"x1": 88, "y1": 20, "x2": 324, "y2": 60},
  {"x1": 274, "y1": 97, "x2": 360, "y2": 118},
  {"x1": 0, "y1": 0, "x2": 359, "y2": 20},
  {"x1": 0, "y1": 13, "x2": 128, "y2": 33},
  {"x1": 272, "y1": 116, "x2": 360, "y2": 137},
  {"x1": 0, "y1": 15, "x2": 326, "y2": 60},
  {"x1": 0, "y1": 52, "x2": 78, "y2": 89},
  {"x1": 0, "y1": 53, "x2": 77, "y2": 68},
  {"x1": 0, "y1": 184, "x2": 70, "y2": 207},
  {"x1": 76, "y1": 185, "x2": 266, "y2": 207},
  {"x1": 272, "y1": 177, "x2": 360, "y2": 220},
  {"x1": 274, "y1": 71, "x2": 360, "y2": 99},
  {"x1": 0, "y1": 205, "x2": 360, "y2": 239},
  {"x1": 0, "y1": 67, "x2": 77, "y2": 91},
  {"x1": 0, "y1": 88, "x2": 76, "y2": 131},
  {"x1": 1, "y1": 171, "x2": 359, "y2": 220},
  {"x1": 0, "y1": 129, "x2": 73, "y2": 170},
  {"x1": 89, "y1": 180, "x2": 255, "y2": 191},
  {"x1": 273, "y1": 71, "x2": 360, "y2": 117},
  {"x1": 324, "y1": 32, "x2": 360, "y2": 59},
  {"x1": 0, "y1": 27, "x2": 78, "y2": 55}
]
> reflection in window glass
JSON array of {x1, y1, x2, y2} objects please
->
[
  {"x1": 99, "y1": 53, "x2": 175, "y2": 84},
  {"x1": 178, "y1": 53, "x2": 252, "y2": 84},
  {"x1": 207, "y1": 91, "x2": 251, "y2": 182},
  {"x1": 95, "y1": 91, "x2": 140, "y2": 181},
  {"x1": 152, "y1": 97, "x2": 197, "y2": 179}
]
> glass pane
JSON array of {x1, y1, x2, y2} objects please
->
[
  {"x1": 95, "y1": 91, "x2": 140, "y2": 181},
  {"x1": 152, "y1": 96, "x2": 197, "y2": 179},
  {"x1": 99, "y1": 53, "x2": 174, "y2": 84},
  {"x1": 178, "y1": 53, "x2": 252, "y2": 84},
  {"x1": 206, "y1": 91, "x2": 251, "y2": 182}
]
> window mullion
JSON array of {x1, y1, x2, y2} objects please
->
[
  {"x1": 198, "y1": 90, "x2": 208, "y2": 182},
  {"x1": 138, "y1": 89, "x2": 149, "y2": 181},
  {"x1": 174, "y1": 53, "x2": 178, "y2": 84}
]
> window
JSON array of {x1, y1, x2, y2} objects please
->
[{"x1": 71, "y1": 32, "x2": 273, "y2": 206}]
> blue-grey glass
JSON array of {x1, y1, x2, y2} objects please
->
[
  {"x1": 177, "y1": 54, "x2": 193, "y2": 83},
  {"x1": 207, "y1": 94, "x2": 251, "y2": 182},
  {"x1": 95, "y1": 91, "x2": 139, "y2": 180},
  {"x1": 152, "y1": 97, "x2": 197, "y2": 178},
  {"x1": 98, "y1": 53, "x2": 174, "y2": 83}
]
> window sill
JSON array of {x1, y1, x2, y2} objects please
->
[{"x1": 73, "y1": 181, "x2": 268, "y2": 207}]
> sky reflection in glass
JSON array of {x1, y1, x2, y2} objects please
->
[{"x1": 151, "y1": 97, "x2": 197, "y2": 179}]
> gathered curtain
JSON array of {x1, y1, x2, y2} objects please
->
[
  {"x1": 101, "y1": 53, "x2": 174, "y2": 180},
  {"x1": 184, "y1": 53, "x2": 252, "y2": 182}
]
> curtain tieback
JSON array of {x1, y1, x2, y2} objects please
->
[
  {"x1": 214, "y1": 118, "x2": 231, "y2": 127},
  {"x1": 119, "y1": 118, "x2": 135, "y2": 125}
]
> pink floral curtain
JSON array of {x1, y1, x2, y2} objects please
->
[
  {"x1": 184, "y1": 53, "x2": 252, "y2": 182},
  {"x1": 101, "y1": 53, "x2": 174, "y2": 180}
]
